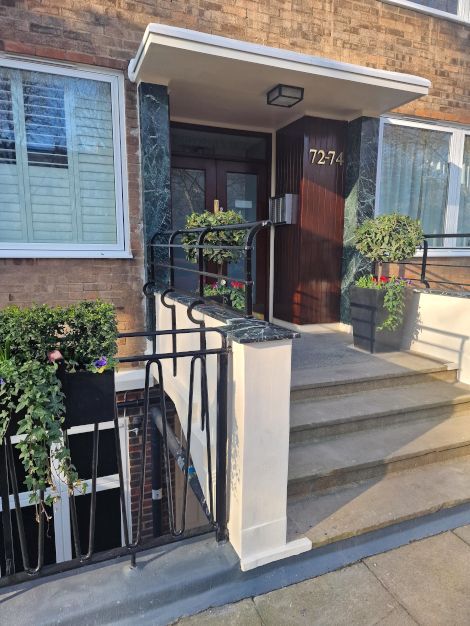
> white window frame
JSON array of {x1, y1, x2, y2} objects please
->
[
  {"x1": 0, "y1": 56, "x2": 131, "y2": 259},
  {"x1": 375, "y1": 116, "x2": 470, "y2": 257},
  {"x1": 381, "y1": 0, "x2": 470, "y2": 23}
]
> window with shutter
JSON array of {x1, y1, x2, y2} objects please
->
[{"x1": 0, "y1": 60, "x2": 128, "y2": 257}]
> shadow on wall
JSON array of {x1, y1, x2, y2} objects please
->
[{"x1": 401, "y1": 290, "x2": 470, "y2": 384}]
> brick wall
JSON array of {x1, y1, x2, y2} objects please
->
[{"x1": 0, "y1": 0, "x2": 469, "y2": 335}]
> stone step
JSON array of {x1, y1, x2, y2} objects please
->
[
  {"x1": 290, "y1": 380, "x2": 470, "y2": 443},
  {"x1": 287, "y1": 456, "x2": 470, "y2": 549},
  {"x1": 288, "y1": 412, "x2": 470, "y2": 498},
  {"x1": 291, "y1": 353, "x2": 457, "y2": 401}
]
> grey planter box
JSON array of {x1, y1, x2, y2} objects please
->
[{"x1": 349, "y1": 286, "x2": 406, "y2": 353}]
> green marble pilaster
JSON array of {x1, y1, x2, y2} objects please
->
[{"x1": 340, "y1": 117, "x2": 380, "y2": 323}]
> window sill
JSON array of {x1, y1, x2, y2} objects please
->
[
  {"x1": 0, "y1": 249, "x2": 134, "y2": 259},
  {"x1": 415, "y1": 248, "x2": 470, "y2": 258},
  {"x1": 380, "y1": 0, "x2": 469, "y2": 25}
]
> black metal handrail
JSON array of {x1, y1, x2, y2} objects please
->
[
  {"x1": 146, "y1": 220, "x2": 272, "y2": 319},
  {"x1": 0, "y1": 327, "x2": 229, "y2": 587},
  {"x1": 420, "y1": 233, "x2": 470, "y2": 288}
]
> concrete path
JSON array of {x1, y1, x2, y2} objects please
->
[{"x1": 176, "y1": 527, "x2": 470, "y2": 625}]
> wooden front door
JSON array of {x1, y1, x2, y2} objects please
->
[
  {"x1": 274, "y1": 116, "x2": 347, "y2": 325},
  {"x1": 171, "y1": 156, "x2": 268, "y2": 315}
]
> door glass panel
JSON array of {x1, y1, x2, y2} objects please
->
[
  {"x1": 225, "y1": 172, "x2": 258, "y2": 297},
  {"x1": 171, "y1": 167, "x2": 206, "y2": 292},
  {"x1": 226, "y1": 172, "x2": 257, "y2": 221},
  {"x1": 457, "y1": 136, "x2": 470, "y2": 247},
  {"x1": 171, "y1": 127, "x2": 267, "y2": 161},
  {"x1": 171, "y1": 168, "x2": 206, "y2": 229}
]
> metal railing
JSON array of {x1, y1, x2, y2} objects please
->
[
  {"x1": 0, "y1": 327, "x2": 229, "y2": 587},
  {"x1": 146, "y1": 220, "x2": 272, "y2": 319},
  {"x1": 419, "y1": 233, "x2": 470, "y2": 289}
]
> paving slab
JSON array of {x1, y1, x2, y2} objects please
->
[
  {"x1": 365, "y1": 531, "x2": 470, "y2": 626},
  {"x1": 287, "y1": 456, "x2": 470, "y2": 547},
  {"x1": 176, "y1": 599, "x2": 262, "y2": 625},
  {"x1": 453, "y1": 524, "x2": 470, "y2": 545},
  {"x1": 252, "y1": 562, "x2": 415, "y2": 626}
]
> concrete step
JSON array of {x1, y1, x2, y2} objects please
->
[
  {"x1": 287, "y1": 456, "x2": 470, "y2": 549},
  {"x1": 288, "y1": 412, "x2": 470, "y2": 498},
  {"x1": 290, "y1": 380, "x2": 470, "y2": 443},
  {"x1": 291, "y1": 352, "x2": 457, "y2": 401}
]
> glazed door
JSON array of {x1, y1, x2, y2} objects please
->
[
  {"x1": 170, "y1": 157, "x2": 268, "y2": 315},
  {"x1": 215, "y1": 160, "x2": 268, "y2": 316}
]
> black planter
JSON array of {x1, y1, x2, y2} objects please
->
[
  {"x1": 349, "y1": 286, "x2": 407, "y2": 353},
  {"x1": 57, "y1": 368, "x2": 115, "y2": 428}
]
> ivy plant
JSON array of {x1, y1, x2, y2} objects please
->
[
  {"x1": 0, "y1": 300, "x2": 118, "y2": 507},
  {"x1": 182, "y1": 210, "x2": 245, "y2": 266},
  {"x1": 355, "y1": 275, "x2": 409, "y2": 331}
]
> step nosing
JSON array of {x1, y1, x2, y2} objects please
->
[
  {"x1": 290, "y1": 366, "x2": 453, "y2": 392},
  {"x1": 295, "y1": 496, "x2": 470, "y2": 549},
  {"x1": 288, "y1": 439, "x2": 470, "y2": 483}
]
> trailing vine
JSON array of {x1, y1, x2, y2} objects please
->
[{"x1": 355, "y1": 275, "x2": 408, "y2": 331}]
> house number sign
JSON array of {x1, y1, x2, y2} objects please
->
[{"x1": 309, "y1": 148, "x2": 344, "y2": 166}]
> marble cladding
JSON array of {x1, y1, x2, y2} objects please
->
[
  {"x1": 157, "y1": 290, "x2": 299, "y2": 344},
  {"x1": 138, "y1": 82, "x2": 172, "y2": 288},
  {"x1": 340, "y1": 117, "x2": 380, "y2": 323},
  {"x1": 138, "y1": 83, "x2": 172, "y2": 327}
]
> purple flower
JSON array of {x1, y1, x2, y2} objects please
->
[
  {"x1": 0, "y1": 378, "x2": 4, "y2": 386},
  {"x1": 94, "y1": 356, "x2": 107, "y2": 368}
]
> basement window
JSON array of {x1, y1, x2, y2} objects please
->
[{"x1": 0, "y1": 58, "x2": 130, "y2": 258}]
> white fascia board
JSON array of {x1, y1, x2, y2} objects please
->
[{"x1": 128, "y1": 23, "x2": 431, "y2": 95}]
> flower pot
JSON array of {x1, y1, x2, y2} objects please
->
[
  {"x1": 57, "y1": 368, "x2": 115, "y2": 428},
  {"x1": 349, "y1": 286, "x2": 407, "y2": 353}
]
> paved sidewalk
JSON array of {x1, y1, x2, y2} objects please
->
[{"x1": 177, "y1": 526, "x2": 470, "y2": 625}]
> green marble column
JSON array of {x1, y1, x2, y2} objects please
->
[
  {"x1": 138, "y1": 83, "x2": 171, "y2": 326},
  {"x1": 340, "y1": 117, "x2": 380, "y2": 323}
]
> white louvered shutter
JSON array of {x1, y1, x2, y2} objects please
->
[{"x1": 0, "y1": 67, "x2": 119, "y2": 247}]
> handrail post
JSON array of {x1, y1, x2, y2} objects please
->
[
  {"x1": 420, "y1": 239, "x2": 430, "y2": 288},
  {"x1": 216, "y1": 347, "x2": 229, "y2": 543},
  {"x1": 197, "y1": 228, "x2": 211, "y2": 298}
]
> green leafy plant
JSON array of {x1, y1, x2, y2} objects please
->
[
  {"x1": 0, "y1": 300, "x2": 118, "y2": 507},
  {"x1": 60, "y1": 300, "x2": 118, "y2": 373},
  {"x1": 182, "y1": 210, "x2": 245, "y2": 266},
  {"x1": 355, "y1": 214, "x2": 424, "y2": 279},
  {"x1": 355, "y1": 275, "x2": 409, "y2": 331},
  {"x1": 203, "y1": 280, "x2": 246, "y2": 311}
]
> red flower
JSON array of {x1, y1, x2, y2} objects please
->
[{"x1": 230, "y1": 281, "x2": 244, "y2": 289}]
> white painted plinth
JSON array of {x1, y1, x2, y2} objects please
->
[{"x1": 228, "y1": 340, "x2": 312, "y2": 570}]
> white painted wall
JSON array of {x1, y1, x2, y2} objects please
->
[
  {"x1": 153, "y1": 295, "x2": 311, "y2": 570},
  {"x1": 401, "y1": 291, "x2": 470, "y2": 384}
]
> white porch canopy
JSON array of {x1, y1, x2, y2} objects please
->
[{"x1": 128, "y1": 24, "x2": 430, "y2": 130}]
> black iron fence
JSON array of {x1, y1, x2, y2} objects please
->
[
  {"x1": 146, "y1": 220, "x2": 272, "y2": 319},
  {"x1": 419, "y1": 233, "x2": 470, "y2": 289},
  {"x1": 0, "y1": 327, "x2": 229, "y2": 587}
]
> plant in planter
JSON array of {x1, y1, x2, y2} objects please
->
[
  {"x1": 0, "y1": 300, "x2": 118, "y2": 506},
  {"x1": 350, "y1": 214, "x2": 424, "y2": 352},
  {"x1": 203, "y1": 279, "x2": 246, "y2": 311},
  {"x1": 58, "y1": 300, "x2": 118, "y2": 428},
  {"x1": 0, "y1": 306, "x2": 80, "y2": 506},
  {"x1": 182, "y1": 210, "x2": 247, "y2": 310}
]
